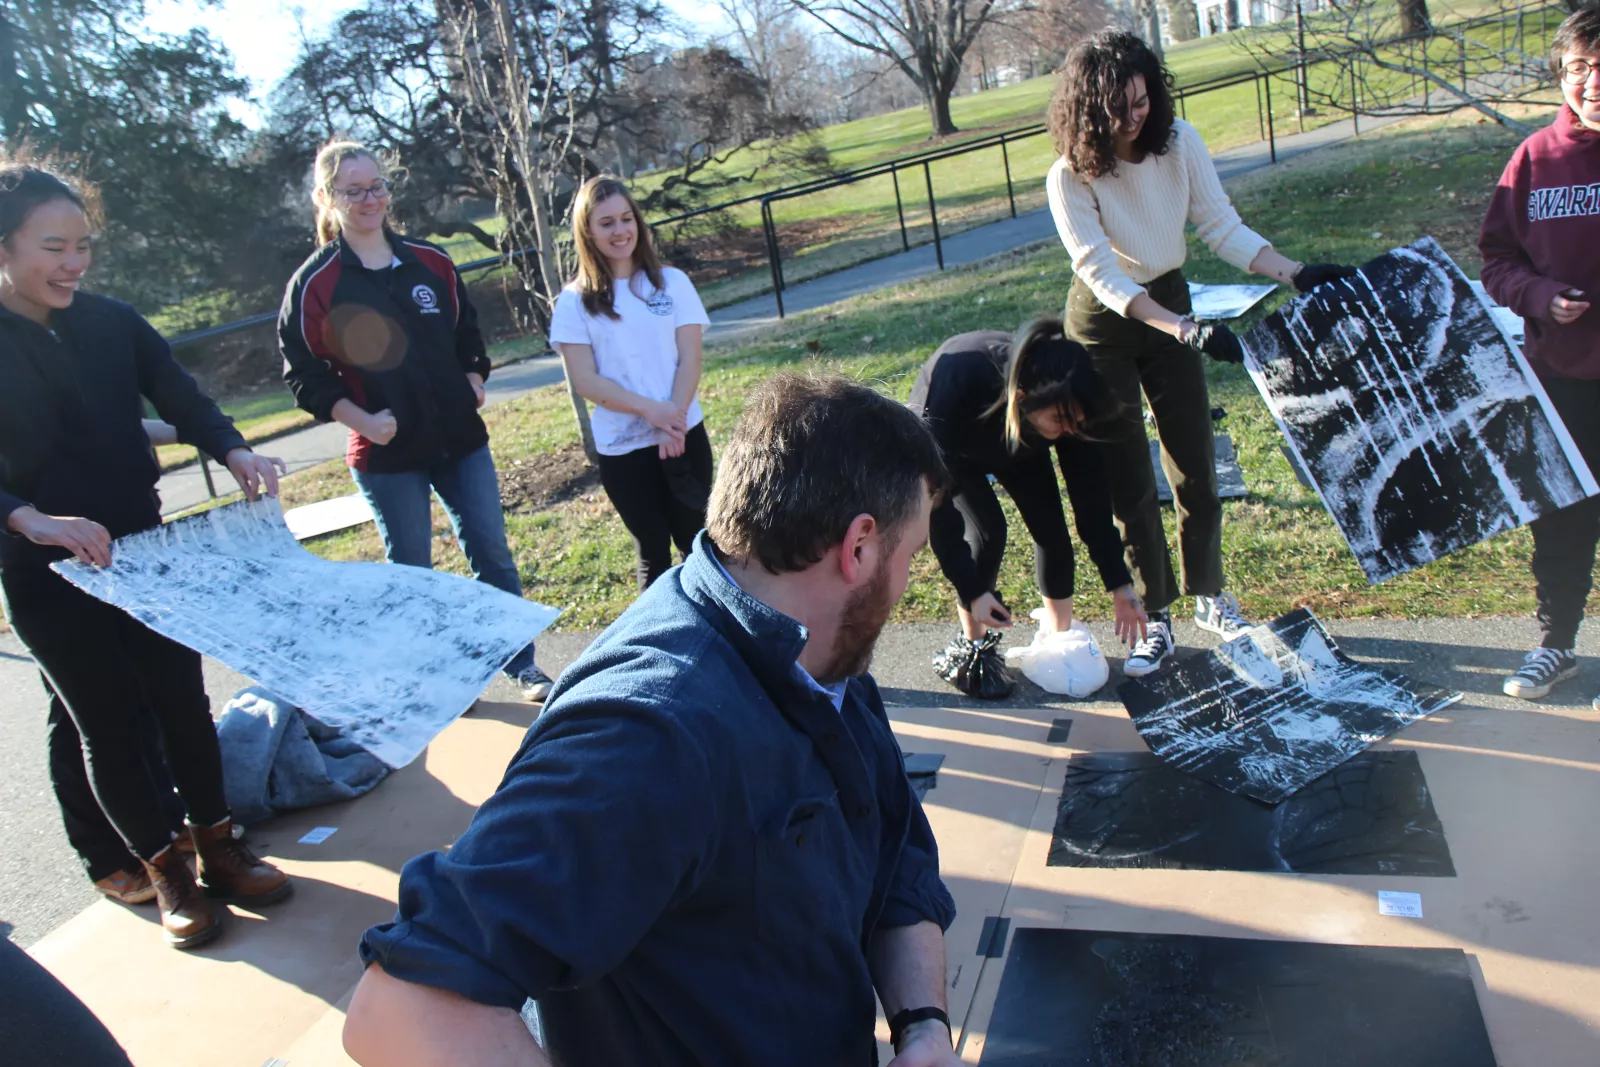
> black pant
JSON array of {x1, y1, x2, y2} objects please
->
[
  {"x1": 1531, "y1": 374, "x2": 1600, "y2": 649},
  {"x1": 1, "y1": 564, "x2": 228, "y2": 861},
  {"x1": 938, "y1": 453, "x2": 1081, "y2": 604},
  {"x1": 1066, "y1": 271, "x2": 1223, "y2": 613},
  {"x1": 597, "y1": 423, "x2": 714, "y2": 589},
  {"x1": 46, "y1": 677, "x2": 185, "y2": 882}
]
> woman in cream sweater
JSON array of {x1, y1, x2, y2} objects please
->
[{"x1": 1046, "y1": 29, "x2": 1355, "y2": 677}]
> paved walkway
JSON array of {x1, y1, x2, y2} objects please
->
[{"x1": 157, "y1": 107, "x2": 1409, "y2": 517}]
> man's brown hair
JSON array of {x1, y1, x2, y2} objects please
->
[{"x1": 708, "y1": 373, "x2": 950, "y2": 574}]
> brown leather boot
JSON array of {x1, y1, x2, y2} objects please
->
[
  {"x1": 189, "y1": 817, "x2": 292, "y2": 906},
  {"x1": 140, "y1": 845, "x2": 222, "y2": 950}
]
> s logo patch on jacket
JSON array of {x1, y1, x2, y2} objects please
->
[
  {"x1": 412, "y1": 285, "x2": 441, "y2": 314},
  {"x1": 646, "y1": 289, "x2": 674, "y2": 317}
]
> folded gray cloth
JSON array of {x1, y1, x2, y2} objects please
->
[{"x1": 218, "y1": 687, "x2": 390, "y2": 825}]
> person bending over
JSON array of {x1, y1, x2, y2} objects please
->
[
  {"x1": 551, "y1": 175, "x2": 713, "y2": 590},
  {"x1": 1483, "y1": 6, "x2": 1600, "y2": 707},
  {"x1": 280, "y1": 140, "x2": 553, "y2": 703},
  {"x1": 1046, "y1": 29, "x2": 1357, "y2": 675},
  {"x1": 0, "y1": 163, "x2": 290, "y2": 950},
  {"x1": 911, "y1": 319, "x2": 1149, "y2": 694},
  {"x1": 343, "y1": 374, "x2": 960, "y2": 1067}
]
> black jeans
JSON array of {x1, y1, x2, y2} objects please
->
[
  {"x1": 1531, "y1": 374, "x2": 1600, "y2": 649},
  {"x1": 45, "y1": 677, "x2": 185, "y2": 882},
  {"x1": 597, "y1": 423, "x2": 714, "y2": 589},
  {"x1": 937, "y1": 453, "x2": 1082, "y2": 603},
  {"x1": 1066, "y1": 271, "x2": 1223, "y2": 613},
  {"x1": 1, "y1": 564, "x2": 228, "y2": 861}
]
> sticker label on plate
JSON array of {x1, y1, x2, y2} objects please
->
[{"x1": 1378, "y1": 890, "x2": 1423, "y2": 918}]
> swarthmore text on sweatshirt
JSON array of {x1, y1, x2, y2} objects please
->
[{"x1": 1480, "y1": 105, "x2": 1600, "y2": 379}]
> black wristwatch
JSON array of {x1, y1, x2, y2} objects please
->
[{"x1": 889, "y1": 1006, "x2": 952, "y2": 1052}]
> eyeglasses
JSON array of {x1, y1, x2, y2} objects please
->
[
  {"x1": 1561, "y1": 58, "x2": 1599, "y2": 84},
  {"x1": 335, "y1": 178, "x2": 392, "y2": 203}
]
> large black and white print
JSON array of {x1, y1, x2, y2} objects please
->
[
  {"x1": 1243, "y1": 237, "x2": 1598, "y2": 584},
  {"x1": 53, "y1": 500, "x2": 560, "y2": 768},
  {"x1": 1118, "y1": 609, "x2": 1461, "y2": 804}
]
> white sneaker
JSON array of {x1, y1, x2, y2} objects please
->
[
  {"x1": 1123, "y1": 620, "x2": 1174, "y2": 678},
  {"x1": 1194, "y1": 592, "x2": 1254, "y2": 639}
]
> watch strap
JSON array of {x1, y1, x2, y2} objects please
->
[{"x1": 888, "y1": 1006, "x2": 951, "y2": 1052}]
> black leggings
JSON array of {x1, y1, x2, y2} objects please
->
[
  {"x1": 597, "y1": 423, "x2": 714, "y2": 589},
  {"x1": 933, "y1": 452, "x2": 1081, "y2": 606},
  {"x1": 1, "y1": 564, "x2": 228, "y2": 862}
]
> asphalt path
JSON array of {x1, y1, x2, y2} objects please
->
[{"x1": 3, "y1": 615, "x2": 1596, "y2": 947}]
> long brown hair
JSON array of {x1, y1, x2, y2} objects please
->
[
  {"x1": 311, "y1": 140, "x2": 387, "y2": 246},
  {"x1": 1048, "y1": 31, "x2": 1177, "y2": 180},
  {"x1": 570, "y1": 175, "x2": 665, "y2": 319},
  {"x1": 982, "y1": 318, "x2": 1118, "y2": 452}
]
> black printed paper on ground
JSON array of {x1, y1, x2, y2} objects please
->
[
  {"x1": 1117, "y1": 609, "x2": 1461, "y2": 804},
  {"x1": 1243, "y1": 236, "x2": 1598, "y2": 584},
  {"x1": 978, "y1": 928, "x2": 1497, "y2": 1067},
  {"x1": 1150, "y1": 434, "x2": 1247, "y2": 502},
  {"x1": 1049, "y1": 750, "x2": 1453, "y2": 875}
]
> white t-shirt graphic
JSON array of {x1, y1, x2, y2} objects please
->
[{"x1": 549, "y1": 267, "x2": 711, "y2": 456}]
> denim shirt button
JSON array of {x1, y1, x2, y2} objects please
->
[
  {"x1": 856, "y1": 804, "x2": 871, "y2": 817},
  {"x1": 823, "y1": 733, "x2": 840, "y2": 745}
]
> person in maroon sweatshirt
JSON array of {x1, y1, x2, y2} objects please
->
[{"x1": 1481, "y1": 6, "x2": 1600, "y2": 708}]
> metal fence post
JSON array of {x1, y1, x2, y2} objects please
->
[
  {"x1": 1178, "y1": 91, "x2": 1187, "y2": 121},
  {"x1": 1255, "y1": 74, "x2": 1266, "y2": 143},
  {"x1": 923, "y1": 161, "x2": 944, "y2": 271},
  {"x1": 891, "y1": 167, "x2": 910, "y2": 252},
  {"x1": 761, "y1": 200, "x2": 786, "y2": 319},
  {"x1": 199, "y1": 456, "x2": 218, "y2": 499},
  {"x1": 1000, "y1": 136, "x2": 1017, "y2": 219},
  {"x1": 1264, "y1": 75, "x2": 1276, "y2": 162}
]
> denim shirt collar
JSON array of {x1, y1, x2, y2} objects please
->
[{"x1": 679, "y1": 531, "x2": 812, "y2": 695}]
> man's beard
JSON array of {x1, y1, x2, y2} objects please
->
[{"x1": 816, "y1": 556, "x2": 895, "y2": 684}]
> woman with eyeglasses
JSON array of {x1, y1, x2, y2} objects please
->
[{"x1": 279, "y1": 140, "x2": 553, "y2": 703}]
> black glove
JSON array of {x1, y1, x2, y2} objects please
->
[
  {"x1": 1186, "y1": 323, "x2": 1245, "y2": 364},
  {"x1": 1292, "y1": 262, "x2": 1360, "y2": 293}
]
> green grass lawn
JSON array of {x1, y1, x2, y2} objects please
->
[{"x1": 241, "y1": 106, "x2": 1571, "y2": 634}]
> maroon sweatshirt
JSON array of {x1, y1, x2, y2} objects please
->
[{"x1": 1480, "y1": 105, "x2": 1600, "y2": 379}]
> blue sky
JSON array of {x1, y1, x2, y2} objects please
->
[{"x1": 145, "y1": 0, "x2": 727, "y2": 118}]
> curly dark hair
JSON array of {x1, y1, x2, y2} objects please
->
[{"x1": 1048, "y1": 31, "x2": 1177, "y2": 181}]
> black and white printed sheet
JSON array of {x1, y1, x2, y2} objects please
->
[
  {"x1": 1117, "y1": 609, "x2": 1461, "y2": 804},
  {"x1": 53, "y1": 499, "x2": 559, "y2": 768},
  {"x1": 1243, "y1": 237, "x2": 1597, "y2": 584}
]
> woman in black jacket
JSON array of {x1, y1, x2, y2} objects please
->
[
  {"x1": 280, "y1": 140, "x2": 551, "y2": 702},
  {"x1": 0, "y1": 163, "x2": 291, "y2": 949},
  {"x1": 910, "y1": 319, "x2": 1148, "y2": 697}
]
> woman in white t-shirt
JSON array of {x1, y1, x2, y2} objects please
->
[{"x1": 550, "y1": 176, "x2": 713, "y2": 589}]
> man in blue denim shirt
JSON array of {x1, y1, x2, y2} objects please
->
[{"x1": 344, "y1": 373, "x2": 961, "y2": 1066}]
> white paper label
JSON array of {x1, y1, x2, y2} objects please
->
[
  {"x1": 1377, "y1": 890, "x2": 1423, "y2": 918},
  {"x1": 299, "y1": 826, "x2": 339, "y2": 845}
]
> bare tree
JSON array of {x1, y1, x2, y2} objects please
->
[
  {"x1": 1237, "y1": 0, "x2": 1556, "y2": 138},
  {"x1": 437, "y1": 0, "x2": 597, "y2": 458},
  {"x1": 788, "y1": 0, "x2": 1004, "y2": 134},
  {"x1": 964, "y1": 0, "x2": 1112, "y2": 81},
  {"x1": 715, "y1": 0, "x2": 807, "y2": 113}
]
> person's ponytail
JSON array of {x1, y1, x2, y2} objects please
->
[{"x1": 982, "y1": 317, "x2": 1117, "y2": 452}]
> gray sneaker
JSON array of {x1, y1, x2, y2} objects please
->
[
  {"x1": 1503, "y1": 648, "x2": 1577, "y2": 700},
  {"x1": 1194, "y1": 592, "x2": 1254, "y2": 638},
  {"x1": 515, "y1": 667, "x2": 556, "y2": 704}
]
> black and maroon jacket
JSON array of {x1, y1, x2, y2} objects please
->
[
  {"x1": 279, "y1": 232, "x2": 492, "y2": 473},
  {"x1": 1481, "y1": 105, "x2": 1600, "y2": 380}
]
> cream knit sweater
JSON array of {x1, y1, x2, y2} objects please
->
[{"x1": 1046, "y1": 119, "x2": 1271, "y2": 317}]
